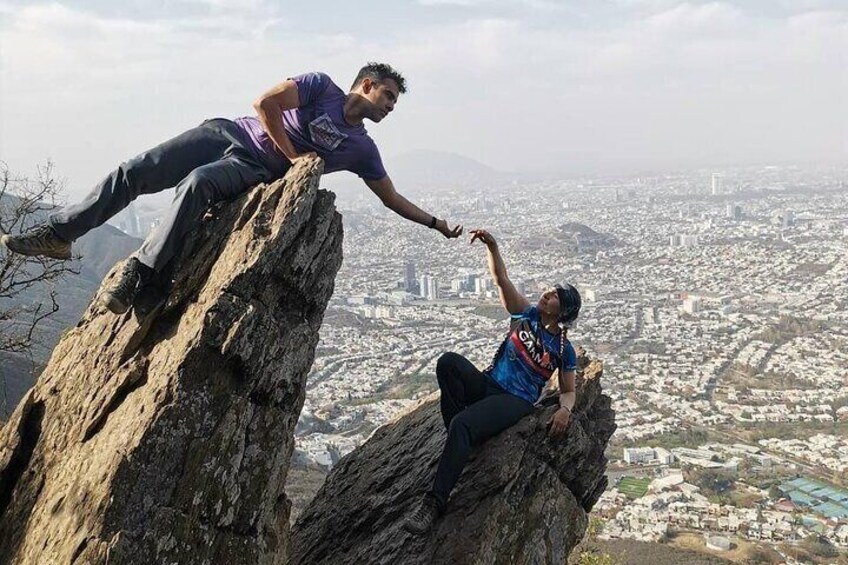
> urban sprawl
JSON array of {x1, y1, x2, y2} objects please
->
[{"x1": 113, "y1": 164, "x2": 848, "y2": 561}]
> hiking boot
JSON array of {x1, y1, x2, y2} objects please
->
[
  {"x1": 1, "y1": 225, "x2": 72, "y2": 260},
  {"x1": 101, "y1": 258, "x2": 153, "y2": 314},
  {"x1": 133, "y1": 281, "x2": 167, "y2": 319},
  {"x1": 402, "y1": 494, "x2": 442, "y2": 535}
]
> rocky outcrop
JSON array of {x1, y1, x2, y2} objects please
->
[
  {"x1": 0, "y1": 158, "x2": 342, "y2": 565},
  {"x1": 290, "y1": 352, "x2": 616, "y2": 565}
]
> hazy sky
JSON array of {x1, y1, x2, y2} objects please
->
[{"x1": 1, "y1": 0, "x2": 846, "y2": 199}]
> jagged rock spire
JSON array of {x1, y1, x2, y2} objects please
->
[{"x1": 0, "y1": 158, "x2": 342, "y2": 565}]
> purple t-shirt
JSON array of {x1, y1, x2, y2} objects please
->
[{"x1": 234, "y1": 72, "x2": 387, "y2": 181}]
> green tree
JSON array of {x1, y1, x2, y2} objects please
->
[{"x1": 801, "y1": 534, "x2": 839, "y2": 559}]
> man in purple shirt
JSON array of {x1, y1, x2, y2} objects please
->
[{"x1": 2, "y1": 63, "x2": 462, "y2": 316}]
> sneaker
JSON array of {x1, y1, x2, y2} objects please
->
[
  {"x1": 101, "y1": 258, "x2": 153, "y2": 314},
  {"x1": 1, "y1": 225, "x2": 72, "y2": 260},
  {"x1": 402, "y1": 494, "x2": 441, "y2": 535}
]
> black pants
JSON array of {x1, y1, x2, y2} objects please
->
[
  {"x1": 429, "y1": 352, "x2": 534, "y2": 510},
  {"x1": 49, "y1": 119, "x2": 284, "y2": 272}
]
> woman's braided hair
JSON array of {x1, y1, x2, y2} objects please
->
[{"x1": 482, "y1": 324, "x2": 513, "y2": 376}]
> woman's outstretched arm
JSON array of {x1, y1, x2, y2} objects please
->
[{"x1": 470, "y1": 229, "x2": 530, "y2": 315}]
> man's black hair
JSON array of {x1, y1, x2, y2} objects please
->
[{"x1": 351, "y1": 62, "x2": 407, "y2": 94}]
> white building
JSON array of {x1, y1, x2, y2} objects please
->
[
  {"x1": 654, "y1": 447, "x2": 674, "y2": 465},
  {"x1": 683, "y1": 296, "x2": 702, "y2": 314},
  {"x1": 711, "y1": 173, "x2": 721, "y2": 195},
  {"x1": 624, "y1": 447, "x2": 656, "y2": 465}
]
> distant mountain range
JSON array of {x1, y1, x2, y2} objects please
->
[
  {"x1": 321, "y1": 149, "x2": 534, "y2": 196},
  {"x1": 387, "y1": 150, "x2": 512, "y2": 188},
  {"x1": 1, "y1": 195, "x2": 141, "y2": 416}
]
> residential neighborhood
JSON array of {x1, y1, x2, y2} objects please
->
[{"x1": 295, "y1": 164, "x2": 848, "y2": 561}]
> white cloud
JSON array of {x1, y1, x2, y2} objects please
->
[
  {"x1": 416, "y1": 0, "x2": 496, "y2": 6},
  {"x1": 0, "y1": 1, "x2": 845, "y2": 191},
  {"x1": 645, "y1": 2, "x2": 745, "y2": 34}
]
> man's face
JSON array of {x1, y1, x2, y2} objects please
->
[
  {"x1": 538, "y1": 287, "x2": 560, "y2": 318},
  {"x1": 361, "y1": 78, "x2": 400, "y2": 123}
]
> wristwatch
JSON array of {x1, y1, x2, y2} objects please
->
[{"x1": 428, "y1": 216, "x2": 438, "y2": 229}]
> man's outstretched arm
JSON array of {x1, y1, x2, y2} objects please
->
[
  {"x1": 365, "y1": 175, "x2": 463, "y2": 238},
  {"x1": 253, "y1": 79, "x2": 314, "y2": 162}
]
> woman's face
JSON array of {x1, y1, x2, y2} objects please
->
[{"x1": 537, "y1": 287, "x2": 560, "y2": 318}]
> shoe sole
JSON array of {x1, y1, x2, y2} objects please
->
[
  {"x1": 100, "y1": 293, "x2": 131, "y2": 315},
  {"x1": 1, "y1": 235, "x2": 72, "y2": 260}
]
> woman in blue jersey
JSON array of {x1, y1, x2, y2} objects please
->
[{"x1": 403, "y1": 228, "x2": 581, "y2": 534}]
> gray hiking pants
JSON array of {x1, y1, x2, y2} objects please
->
[{"x1": 49, "y1": 118, "x2": 285, "y2": 272}]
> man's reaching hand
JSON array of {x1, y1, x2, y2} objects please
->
[{"x1": 436, "y1": 219, "x2": 463, "y2": 239}]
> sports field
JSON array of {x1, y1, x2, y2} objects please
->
[{"x1": 618, "y1": 476, "x2": 652, "y2": 498}]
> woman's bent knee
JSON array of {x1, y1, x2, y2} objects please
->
[{"x1": 436, "y1": 352, "x2": 462, "y2": 377}]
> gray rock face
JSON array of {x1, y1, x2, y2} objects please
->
[
  {"x1": 290, "y1": 352, "x2": 616, "y2": 565},
  {"x1": 0, "y1": 158, "x2": 342, "y2": 565}
]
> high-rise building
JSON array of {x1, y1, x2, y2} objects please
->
[
  {"x1": 726, "y1": 204, "x2": 742, "y2": 220},
  {"x1": 711, "y1": 173, "x2": 721, "y2": 196},
  {"x1": 113, "y1": 202, "x2": 144, "y2": 238},
  {"x1": 418, "y1": 275, "x2": 429, "y2": 298},
  {"x1": 404, "y1": 261, "x2": 417, "y2": 293},
  {"x1": 418, "y1": 275, "x2": 439, "y2": 300},
  {"x1": 427, "y1": 278, "x2": 439, "y2": 301}
]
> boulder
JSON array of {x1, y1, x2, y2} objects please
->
[{"x1": 290, "y1": 352, "x2": 616, "y2": 564}]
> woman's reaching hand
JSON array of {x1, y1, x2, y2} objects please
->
[{"x1": 469, "y1": 229, "x2": 497, "y2": 248}]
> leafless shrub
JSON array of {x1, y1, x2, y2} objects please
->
[{"x1": 0, "y1": 160, "x2": 78, "y2": 414}]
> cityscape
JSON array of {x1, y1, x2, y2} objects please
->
[
  {"x1": 2, "y1": 0, "x2": 844, "y2": 560},
  {"x1": 105, "y1": 162, "x2": 848, "y2": 562},
  {"x1": 287, "y1": 163, "x2": 847, "y2": 563}
]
